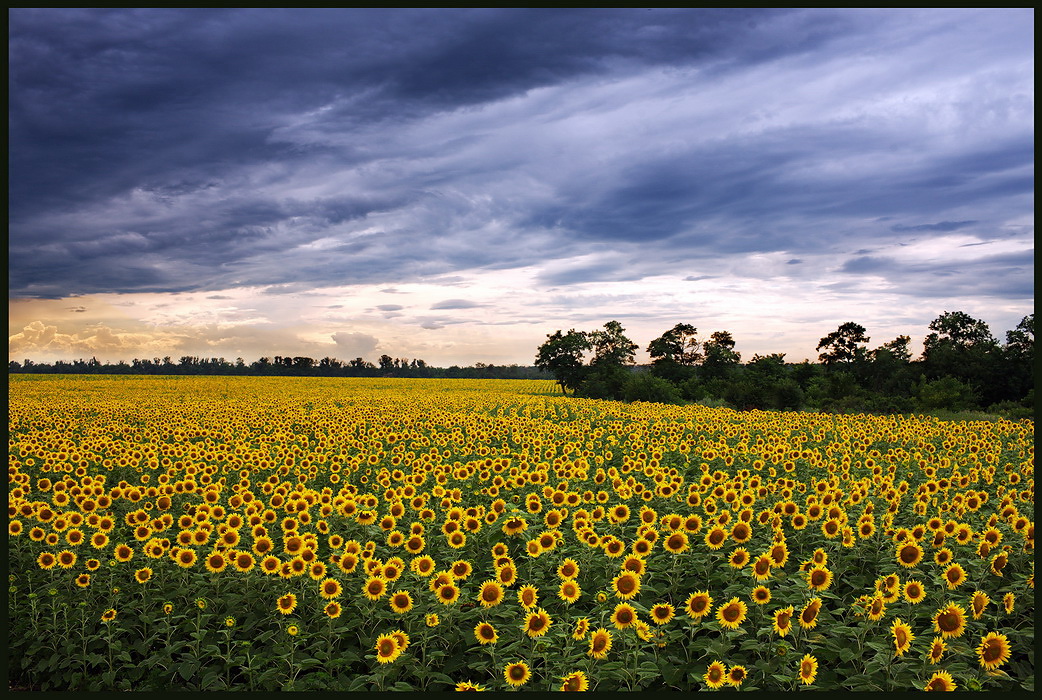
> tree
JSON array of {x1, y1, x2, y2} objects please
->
[
  {"x1": 921, "y1": 311, "x2": 1001, "y2": 406},
  {"x1": 588, "y1": 321, "x2": 637, "y2": 367},
  {"x1": 1004, "y1": 314, "x2": 1034, "y2": 361},
  {"x1": 647, "y1": 323, "x2": 701, "y2": 364},
  {"x1": 647, "y1": 323, "x2": 701, "y2": 383},
  {"x1": 535, "y1": 329, "x2": 591, "y2": 395},
  {"x1": 923, "y1": 311, "x2": 997, "y2": 353},
  {"x1": 378, "y1": 355, "x2": 395, "y2": 371},
  {"x1": 816, "y1": 322, "x2": 870, "y2": 367},
  {"x1": 700, "y1": 331, "x2": 742, "y2": 381}
]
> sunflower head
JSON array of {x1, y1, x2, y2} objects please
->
[
  {"x1": 503, "y1": 661, "x2": 531, "y2": 687},
  {"x1": 976, "y1": 632, "x2": 1011, "y2": 671},
  {"x1": 924, "y1": 671, "x2": 956, "y2": 692},
  {"x1": 798, "y1": 654, "x2": 817, "y2": 685},
  {"x1": 703, "y1": 661, "x2": 727, "y2": 690}
]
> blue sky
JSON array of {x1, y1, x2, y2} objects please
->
[{"x1": 9, "y1": 8, "x2": 1034, "y2": 365}]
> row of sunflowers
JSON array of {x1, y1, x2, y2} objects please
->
[{"x1": 8, "y1": 376, "x2": 1033, "y2": 691}]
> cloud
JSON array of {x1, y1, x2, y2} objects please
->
[
  {"x1": 330, "y1": 331, "x2": 379, "y2": 356},
  {"x1": 890, "y1": 220, "x2": 978, "y2": 233},
  {"x1": 430, "y1": 299, "x2": 482, "y2": 310},
  {"x1": 6, "y1": 9, "x2": 1033, "y2": 365}
]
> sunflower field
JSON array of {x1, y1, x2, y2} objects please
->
[{"x1": 7, "y1": 375, "x2": 1034, "y2": 691}]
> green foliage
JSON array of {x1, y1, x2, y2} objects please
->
[
  {"x1": 621, "y1": 372, "x2": 681, "y2": 404},
  {"x1": 914, "y1": 376, "x2": 978, "y2": 412}
]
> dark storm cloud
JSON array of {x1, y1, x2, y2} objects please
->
[
  {"x1": 839, "y1": 249, "x2": 1033, "y2": 300},
  {"x1": 891, "y1": 221, "x2": 978, "y2": 233},
  {"x1": 8, "y1": 8, "x2": 1034, "y2": 303}
]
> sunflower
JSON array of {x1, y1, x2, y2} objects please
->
[
  {"x1": 518, "y1": 584, "x2": 539, "y2": 609},
  {"x1": 587, "y1": 627, "x2": 612, "y2": 659},
  {"x1": 903, "y1": 579, "x2": 926, "y2": 604},
  {"x1": 496, "y1": 562, "x2": 518, "y2": 587},
  {"x1": 450, "y1": 559, "x2": 473, "y2": 580},
  {"x1": 454, "y1": 681, "x2": 487, "y2": 691},
  {"x1": 558, "y1": 579, "x2": 581, "y2": 604},
  {"x1": 933, "y1": 603, "x2": 966, "y2": 638},
  {"x1": 477, "y1": 580, "x2": 505, "y2": 608},
  {"x1": 650, "y1": 603, "x2": 675, "y2": 625},
  {"x1": 927, "y1": 636, "x2": 947, "y2": 664},
  {"x1": 100, "y1": 608, "x2": 117, "y2": 623},
  {"x1": 276, "y1": 593, "x2": 298, "y2": 615},
  {"x1": 409, "y1": 555, "x2": 434, "y2": 577},
  {"x1": 990, "y1": 552, "x2": 1008, "y2": 576},
  {"x1": 86, "y1": 558, "x2": 100, "y2": 571},
  {"x1": 716, "y1": 597, "x2": 747, "y2": 630},
  {"x1": 611, "y1": 603, "x2": 637, "y2": 629},
  {"x1": 611, "y1": 571, "x2": 641, "y2": 600},
  {"x1": 923, "y1": 671, "x2": 956, "y2": 691},
  {"x1": 976, "y1": 632, "x2": 1011, "y2": 671},
  {"x1": 751, "y1": 586, "x2": 771, "y2": 605},
  {"x1": 896, "y1": 542, "x2": 923, "y2": 568},
  {"x1": 75, "y1": 573, "x2": 91, "y2": 588},
  {"x1": 57, "y1": 550, "x2": 77, "y2": 569},
  {"x1": 727, "y1": 665, "x2": 747, "y2": 687},
  {"x1": 798, "y1": 654, "x2": 817, "y2": 685},
  {"x1": 863, "y1": 592, "x2": 885, "y2": 621},
  {"x1": 891, "y1": 618, "x2": 914, "y2": 657},
  {"x1": 134, "y1": 567, "x2": 153, "y2": 584},
  {"x1": 664, "y1": 530, "x2": 689, "y2": 553},
  {"x1": 364, "y1": 576, "x2": 388, "y2": 601},
  {"x1": 685, "y1": 591, "x2": 713, "y2": 620},
  {"x1": 771, "y1": 605, "x2": 794, "y2": 637},
  {"x1": 204, "y1": 550, "x2": 227, "y2": 574},
  {"x1": 503, "y1": 661, "x2": 531, "y2": 687},
  {"x1": 798, "y1": 598, "x2": 822, "y2": 629},
  {"x1": 557, "y1": 558, "x2": 580, "y2": 580},
  {"x1": 426, "y1": 613, "x2": 440, "y2": 627},
  {"x1": 572, "y1": 617, "x2": 590, "y2": 641},
  {"x1": 728, "y1": 548, "x2": 750, "y2": 569},
  {"x1": 703, "y1": 661, "x2": 727, "y2": 690},
  {"x1": 751, "y1": 554, "x2": 773, "y2": 581},
  {"x1": 704, "y1": 527, "x2": 727, "y2": 550},
  {"x1": 176, "y1": 548, "x2": 197, "y2": 569},
  {"x1": 474, "y1": 621, "x2": 498, "y2": 645},
  {"x1": 807, "y1": 566, "x2": 833, "y2": 591},
  {"x1": 1002, "y1": 592, "x2": 1014, "y2": 614},
  {"x1": 37, "y1": 552, "x2": 57, "y2": 570},
  {"x1": 374, "y1": 633, "x2": 401, "y2": 664},
  {"x1": 559, "y1": 671, "x2": 589, "y2": 692},
  {"x1": 523, "y1": 608, "x2": 552, "y2": 638},
  {"x1": 436, "y1": 582, "x2": 460, "y2": 605},
  {"x1": 768, "y1": 541, "x2": 789, "y2": 568},
  {"x1": 942, "y1": 563, "x2": 966, "y2": 590},
  {"x1": 389, "y1": 590, "x2": 413, "y2": 614},
  {"x1": 324, "y1": 601, "x2": 342, "y2": 619}
]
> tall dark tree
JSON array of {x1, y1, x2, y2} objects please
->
[
  {"x1": 921, "y1": 311, "x2": 1001, "y2": 407},
  {"x1": 700, "y1": 331, "x2": 742, "y2": 381},
  {"x1": 647, "y1": 323, "x2": 701, "y2": 364},
  {"x1": 647, "y1": 323, "x2": 700, "y2": 383},
  {"x1": 816, "y1": 322, "x2": 870, "y2": 368},
  {"x1": 589, "y1": 321, "x2": 637, "y2": 367},
  {"x1": 535, "y1": 329, "x2": 591, "y2": 395}
]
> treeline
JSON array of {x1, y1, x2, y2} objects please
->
[
  {"x1": 535, "y1": 311, "x2": 1035, "y2": 419},
  {"x1": 8, "y1": 354, "x2": 544, "y2": 380}
]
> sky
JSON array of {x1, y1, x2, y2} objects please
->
[{"x1": 8, "y1": 8, "x2": 1034, "y2": 366}]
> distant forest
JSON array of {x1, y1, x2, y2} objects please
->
[
  {"x1": 9, "y1": 310, "x2": 1034, "y2": 419},
  {"x1": 8, "y1": 354, "x2": 543, "y2": 380},
  {"x1": 533, "y1": 311, "x2": 1034, "y2": 420}
]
